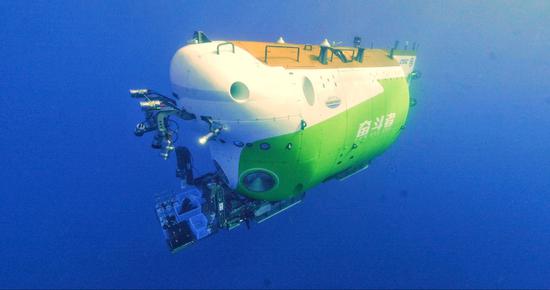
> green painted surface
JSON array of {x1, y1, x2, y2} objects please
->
[{"x1": 237, "y1": 78, "x2": 410, "y2": 201}]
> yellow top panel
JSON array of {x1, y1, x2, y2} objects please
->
[{"x1": 232, "y1": 41, "x2": 399, "y2": 69}]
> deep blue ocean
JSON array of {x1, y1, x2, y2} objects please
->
[{"x1": 1, "y1": 1, "x2": 549, "y2": 288}]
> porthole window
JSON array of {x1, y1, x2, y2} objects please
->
[
  {"x1": 302, "y1": 77, "x2": 315, "y2": 106},
  {"x1": 241, "y1": 170, "x2": 278, "y2": 192},
  {"x1": 229, "y1": 81, "x2": 249, "y2": 102}
]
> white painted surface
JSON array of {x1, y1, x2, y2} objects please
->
[{"x1": 170, "y1": 41, "x2": 410, "y2": 186}]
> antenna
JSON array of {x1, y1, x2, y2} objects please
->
[
  {"x1": 389, "y1": 40, "x2": 399, "y2": 59},
  {"x1": 353, "y1": 36, "x2": 361, "y2": 48}
]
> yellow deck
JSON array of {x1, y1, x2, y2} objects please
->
[{"x1": 232, "y1": 41, "x2": 398, "y2": 69}]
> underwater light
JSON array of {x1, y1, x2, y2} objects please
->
[{"x1": 198, "y1": 132, "x2": 215, "y2": 145}]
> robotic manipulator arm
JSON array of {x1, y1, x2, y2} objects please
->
[{"x1": 130, "y1": 89, "x2": 195, "y2": 160}]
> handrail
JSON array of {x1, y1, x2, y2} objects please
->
[
  {"x1": 264, "y1": 45, "x2": 300, "y2": 63},
  {"x1": 217, "y1": 42, "x2": 235, "y2": 55}
]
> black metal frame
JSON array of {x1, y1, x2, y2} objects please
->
[
  {"x1": 329, "y1": 48, "x2": 356, "y2": 62},
  {"x1": 264, "y1": 45, "x2": 300, "y2": 63}
]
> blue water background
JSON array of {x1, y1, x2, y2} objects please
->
[{"x1": 1, "y1": 1, "x2": 549, "y2": 288}]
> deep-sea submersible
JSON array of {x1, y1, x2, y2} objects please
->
[{"x1": 130, "y1": 32, "x2": 419, "y2": 252}]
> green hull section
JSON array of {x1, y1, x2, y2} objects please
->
[{"x1": 237, "y1": 78, "x2": 410, "y2": 200}]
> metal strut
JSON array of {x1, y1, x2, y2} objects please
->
[
  {"x1": 198, "y1": 116, "x2": 223, "y2": 145},
  {"x1": 130, "y1": 89, "x2": 195, "y2": 160}
]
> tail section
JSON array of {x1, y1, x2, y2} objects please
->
[
  {"x1": 393, "y1": 50, "x2": 417, "y2": 78},
  {"x1": 388, "y1": 41, "x2": 419, "y2": 81}
]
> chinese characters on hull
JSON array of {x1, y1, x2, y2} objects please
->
[{"x1": 355, "y1": 112, "x2": 396, "y2": 141}]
